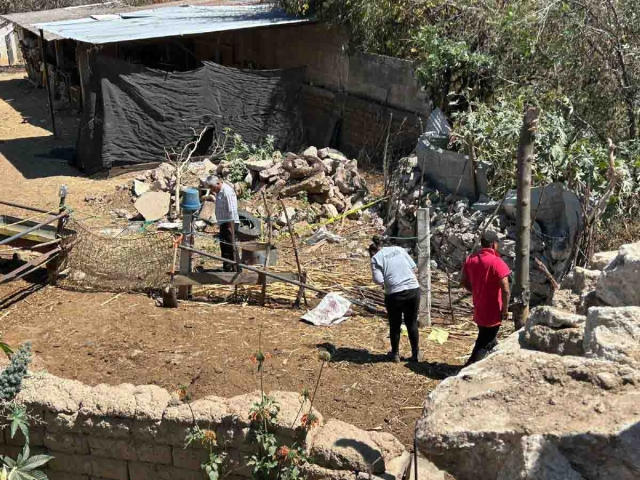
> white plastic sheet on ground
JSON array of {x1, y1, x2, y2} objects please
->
[
  {"x1": 302, "y1": 293, "x2": 352, "y2": 326},
  {"x1": 304, "y1": 226, "x2": 345, "y2": 245}
]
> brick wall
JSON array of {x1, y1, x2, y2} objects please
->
[
  {"x1": 0, "y1": 374, "x2": 410, "y2": 480},
  {"x1": 191, "y1": 24, "x2": 431, "y2": 164}
]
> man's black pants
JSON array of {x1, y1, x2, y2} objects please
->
[
  {"x1": 384, "y1": 288, "x2": 421, "y2": 357},
  {"x1": 466, "y1": 325, "x2": 500, "y2": 366},
  {"x1": 219, "y1": 222, "x2": 238, "y2": 272}
]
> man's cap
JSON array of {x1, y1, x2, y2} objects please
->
[
  {"x1": 205, "y1": 175, "x2": 220, "y2": 186},
  {"x1": 481, "y1": 230, "x2": 500, "y2": 244}
]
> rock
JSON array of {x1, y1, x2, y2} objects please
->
[
  {"x1": 589, "y1": 250, "x2": 618, "y2": 271},
  {"x1": 322, "y1": 159, "x2": 335, "y2": 174},
  {"x1": 133, "y1": 180, "x2": 149, "y2": 197},
  {"x1": 524, "y1": 306, "x2": 586, "y2": 356},
  {"x1": 347, "y1": 200, "x2": 364, "y2": 220},
  {"x1": 152, "y1": 162, "x2": 176, "y2": 181},
  {"x1": 550, "y1": 289, "x2": 579, "y2": 313},
  {"x1": 322, "y1": 204, "x2": 339, "y2": 219},
  {"x1": 303, "y1": 146, "x2": 318, "y2": 157},
  {"x1": 114, "y1": 209, "x2": 130, "y2": 219},
  {"x1": 70, "y1": 270, "x2": 86, "y2": 282},
  {"x1": 259, "y1": 163, "x2": 284, "y2": 182},
  {"x1": 203, "y1": 158, "x2": 216, "y2": 174},
  {"x1": 596, "y1": 242, "x2": 640, "y2": 306},
  {"x1": 334, "y1": 167, "x2": 354, "y2": 195},
  {"x1": 318, "y1": 148, "x2": 330, "y2": 159},
  {"x1": 151, "y1": 178, "x2": 168, "y2": 192},
  {"x1": 416, "y1": 334, "x2": 640, "y2": 480},
  {"x1": 471, "y1": 200, "x2": 500, "y2": 213},
  {"x1": 280, "y1": 173, "x2": 330, "y2": 197},
  {"x1": 527, "y1": 306, "x2": 585, "y2": 329},
  {"x1": 497, "y1": 435, "x2": 586, "y2": 480},
  {"x1": 325, "y1": 149, "x2": 349, "y2": 163},
  {"x1": 309, "y1": 419, "x2": 404, "y2": 474},
  {"x1": 584, "y1": 306, "x2": 640, "y2": 365},
  {"x1": 577, "y1": 290, "x2": 605, "y2": 315},
  {"x1": 245, "y1": 158, "x2": 275, "y2": 172},
  {"x1": 244, "y1": 171, "x2": 254, "y2": 186},
  {"x1": 498, "y1": 239, "x2": 516, "y2": 258},
  {"x1": 409, "y1": 454, "x2": 445, "y2": 480},
  {"x1": 277, "y1": 207, "x2": 296, "y2": 226},
  {"x1": 573, "y1": 267, "x2": 601, "y2": 295},
  {"x1": 134, "y1": 192, "x2": 171, "y2": 222}
]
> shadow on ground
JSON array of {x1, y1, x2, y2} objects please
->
[
  {"x1": 0, "y1": 77, "x2": 82, "y2": 180},
  {"x1": 316, "y1": 342, "x2": 390, "y2": 364},
  {"x1": 405, "y1": 361, "x2": 463, "y2": 380}
]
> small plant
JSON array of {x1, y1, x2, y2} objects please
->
[
  {"x1": 222, "y1": 130, "x2": 278, "y2": 184},
  {"x1": 0, "y1": 342, "x2": 53, "y2": 479},
  {"x1": 184, "y1": 424, "x2": 225, "y2": 480}
]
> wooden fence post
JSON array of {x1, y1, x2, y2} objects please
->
[
  {"x1": 417, "y1": 207, "x2": 431, "y2": 327},
  {"x1": 513, "y1": 107, "x2": 540, "y2": 330}
]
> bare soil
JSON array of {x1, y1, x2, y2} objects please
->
[{"x1": 0, "y1": 70, "x2": 479, "y2": 448}]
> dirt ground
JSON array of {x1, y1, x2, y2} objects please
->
[{"x1": 0, "y1": 70, "x2": 481, "y2": 449}]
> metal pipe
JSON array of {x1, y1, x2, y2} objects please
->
[
  {"x1": 39, "y1": 29, "x2": 57, "y2": 137},
  {"x1": 0, "y1": 200, "x2": 50, "y2": 214},
  {"x1": 179, "y1": 245, "x2": 383, "y2": 313},
  {"x1": 0, "y1": 211, "x2": 68, "y2": 247}
]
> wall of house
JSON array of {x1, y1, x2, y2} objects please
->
[
  {"x1": 0, "y1": 21, "x2": 23, "y2": 66},
  {"x1": 192, "y1": 23, "x2": 431, "y2": 161},
  {"x1": 0, "y1": 373, "x2": 409, "y2": 480}
]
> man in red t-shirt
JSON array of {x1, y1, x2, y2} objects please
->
[{"x1": 461, "y1": 230, "x2": 511, "y2": 366}]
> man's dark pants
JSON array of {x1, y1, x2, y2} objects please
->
[
  {"x1": 384, "y1": 287, "x2": 421, "y2": 358},
  {"x1": 466, "y1": 324, "x2": 500, "y2": 366},
  {"x1": 219, "y1": 222, "x2": 238, "y2": 272}
]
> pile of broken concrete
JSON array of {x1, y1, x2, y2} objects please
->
[
  {"x1": 120, "y1": 146, "x2": 368, "y2": 223},
  {"x1": 416, "y1": 241, "x2": 640, "y2": 480},
  {"x1": 387, "y1": 154, "x2": 581, "y2": 304}
]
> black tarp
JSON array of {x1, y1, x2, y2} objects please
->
[{"x1": 77, "y1": 56, "x2": 305, "y2": 174}]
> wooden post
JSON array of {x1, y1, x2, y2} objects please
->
[
  {"x1": 260, "y1": 192, "x2": 272, "y2": 306},
  {"x1": 39, "y1": 29, "x2": 57, "y2": 138},
  {"x1": 48, "y1": 185, "x2": 67, "y2": 284},
  {"x1": 279, "y1": 200, "x2": 307, "y2": 307},
  {"x1": 417, "y1": 208, "x2": 431, "y2": 327},
  {"x1": 178, "y1": 213, "x2": 193, "y2": 300},
  {"x1": 512, "y1": 107, "x2": 540, "y2": 330}
]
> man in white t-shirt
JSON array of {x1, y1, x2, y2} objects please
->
[{"x1": 204, "y1": 176, "x2": 240, "y2": 272}]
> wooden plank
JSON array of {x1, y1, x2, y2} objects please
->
[
  {"x1": 173, "y1": 271, "x2": 299, "y2": 286},
  {"x1": 0, "y1": 248, "x2": 61, "y2": 285}
]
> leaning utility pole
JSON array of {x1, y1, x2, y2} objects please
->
[{"x1": 512, "y1": 107, "x2": 540, "y2": 330}]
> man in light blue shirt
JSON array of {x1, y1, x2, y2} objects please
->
[{"x1": 369, "y1": 236, "x2": 421, "y2": 363}]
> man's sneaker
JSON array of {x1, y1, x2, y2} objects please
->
[{"x1": 387, "y1": 352, "x2": 401, "y2": 363}]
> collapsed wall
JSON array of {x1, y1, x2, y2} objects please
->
[
  {"x1": 0, "y1": 375, "x2": 409, "y2": 480},
  {"x1": 415, "y1": 242, "x2": 640, "y2": 480}
]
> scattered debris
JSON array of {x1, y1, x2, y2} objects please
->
[
  {"x1": 305, "y1": 227, "x2": 346, "y2": 246},
  {"x1": 134, "y1": 191, "x2": 171, "y2": 221},
  {"x1": 301, "y1": 292, "x2": 352, "y2": 327}
]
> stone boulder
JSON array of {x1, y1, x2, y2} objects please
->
[
  {"x1": 584, "y1": 307, "x2": 640, "y2": 366},
  {"x1": 596, "y1": 242, "x2": 640, "y2": 306},
  {"x1": 245, "y1": 158, "x2": 274, "y2": 172},
  {"x1": 309, "y1": 419, "x2": 405, "y2": 474},
  {"x1": 416, "y1": 333, "x2": 640, "y2": 480},
  {"x1": 589, "y1": 250, "x2": 618, "y2": 271},
  {"x1": 524, "y1": 306, "x2": 585, "y2": 356},
  {"x1": 550, "y1": 289, "x2": 579, "y2": 313},
  {"x1": 497, "y1": 435, "x2": 586, "y2": 480},
  {"x1": 279, "y1": 172, "x2": 330, "y2": 197},
  {"x1": 573, "y1": 267, "x2": 601, "y2": 295}
]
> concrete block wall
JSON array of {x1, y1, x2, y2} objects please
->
[{"x1": 1, "y1": 374, "x2": 409, "y2": 480}]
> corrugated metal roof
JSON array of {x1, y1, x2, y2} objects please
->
[
  {"x1": 1, "y1": 0, "x2": 262, "y2": 41},
  {"x1": 32, "y1": 4, "x2": 309, "y2": 44}
]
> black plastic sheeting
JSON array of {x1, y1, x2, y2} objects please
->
[{"x1": 77, "y1": 56, "x2": 305, "y2": 174}]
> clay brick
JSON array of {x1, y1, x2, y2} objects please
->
[
  {"x1": 90, "y1": 457, "x2": 128, "y2": 480},
  {"x1": 130, "y1": 419, "x2": 169, "y2": 444},
  {"x1": 88, "y1": 437, "x2": 171, "y2": 464},
  {"x1": 6, "y1": 427, "x2": 45, "y2": 447},
  {"x1": 48, "y1": 453, "x2": 92, "y2": 474},
  {"x1": 43, "y1": 470, "x2": 89, "y2": 480},
  {"x1": 79, "y1": 414, "x2": 131, "y2": 439},
  {"x1": 45, "y1": 432, "x2": 89, "y2": 454},
  {"x1": 171, "y1": 446, "x2": 208, "y2": 471},
  {"x1": 46, "y1": 410, "x2": 81, "y2": 433},
  {"x1": 128, "y1": 461, "x2": 203, "y2": 480}
]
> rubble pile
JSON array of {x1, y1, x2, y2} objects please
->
[
  {"x1": 386, "y1": 156, "x2": 580, "y2": 303},
  {"x1": 105, "y1": 146, "x2": 369, "y2": 224},
  {"x1": 416, "y1": 242, "x2": 640, "y2": 480}
]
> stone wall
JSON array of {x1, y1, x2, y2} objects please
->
[{"x1": 0, "y1": 374, "x2": 409, "y2": 480}]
